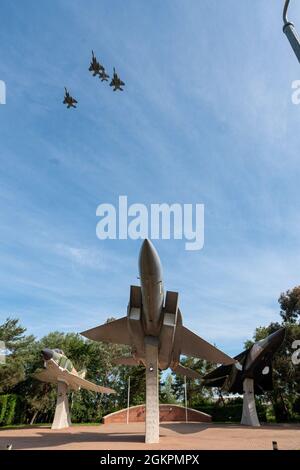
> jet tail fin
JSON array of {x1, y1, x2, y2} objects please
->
[
  {"x1": 180, "y1": 326, "x2": 235, "y2": 365},
  {"x1": 173, "y1": 363, "x2": 202, "y2": 380},
  {"x1": 78, "y1": 368, "x2": 87, "y2": 379}
]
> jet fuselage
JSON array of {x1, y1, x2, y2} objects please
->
[{"x1": 81, "y1": 239, "x2": 235, "y2": 377}]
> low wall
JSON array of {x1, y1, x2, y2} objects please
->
[{"x1": 103, "y1": 404, "x2": 212, "y2": 424}]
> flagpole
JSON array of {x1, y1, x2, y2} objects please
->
[{"x1": 126, "y1": 376, "x2": 131, "y2": 424}]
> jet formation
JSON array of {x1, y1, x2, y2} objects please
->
[
  {"x1": 64, "y1": 51, "x2": 125, "y2": 108},
  {"x1": 89, "y1": 51, "x2": 124, "y2": 90}
]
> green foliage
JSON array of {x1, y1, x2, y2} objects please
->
[
  {"x1": 0, "y1": 318, "x2": 150, "y2": 425},
  {"x1": 0, "y1": 394, "x2": 22, "y2": 425},
  {"x1": 198, "y1": 401, "x2": 267, "y2": 423},
  {"x1": 0, "y1": 318, "x2": 36, "y2": 393},
  {"x1": 0, "y1": 395, "x2": 8, "y2": 423},
  {"x1": 1, "y1": 284, "x2": 300, "y2": 427},
  {"x1": 172, "y1": 357, "x2": 214, "y2": 407},
  {"x1": 279, "y1": 286, "x2": 300, "y2": 323},
  {"x1": 160, "y1": 373, "x2": 178, "y2": 404}
]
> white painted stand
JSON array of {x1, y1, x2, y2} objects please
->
[
  {"x1": 52, "y1": 381, "x2": 72, "y2": 430},
  {"x1": 241, "y1": 378, "x2": 260, "y2": 427},
  {"x1": 145, "y1": 337, "x2": 159, "y2": 443}
]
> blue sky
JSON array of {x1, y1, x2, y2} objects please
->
[{"x1": 0, "y1": 0, "x2": 300, "y2": 357}]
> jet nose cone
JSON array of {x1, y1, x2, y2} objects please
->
[
  {"x1": 42, "y1": 348, "x2": 53, "y2": 361},
  {"x1": 139, "y1": 239, "x2": 162, "y2": 278},
  {"x1": 268, "y1": 327, "x2": 286, "y2": 350}
]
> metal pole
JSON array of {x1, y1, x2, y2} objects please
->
[
  {"x1": 283, "y1": 0, "x2": 291, "y2": 24},
  {"x1": 184, "y1": 376, "x2": 188, "y2": 423},
  {"x1": 126, "y1": 376, "x2": 130, "y2": 424},
  {"x1": 283, "y1": 0, "x2": 300, "y2": 64}
]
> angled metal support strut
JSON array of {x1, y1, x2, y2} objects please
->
[{"x1": 283, "y1": 0, "x2": 300, "y2": 63}]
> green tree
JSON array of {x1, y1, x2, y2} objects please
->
[
  {"x1": 279, "y1": 286, "x2": 300, "y2": 323},
  {"x1": 0, "y1": 318, "x2": 36, "y2": 394},
  {"x1": 172, "y1": 357, "x2": 213, "y2": 408},
  {"x1": 160, "y1": 373, "x2": 177, "y2": 404}
]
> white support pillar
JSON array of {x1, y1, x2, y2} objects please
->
[
  {"x1": 145, "y1": 337, "x2": 159, "y2": 444},
  {"x1": 241, "y1": 378, "x2": 260, "y2": 427},
  {"x1": 52, "y1": 381, "x2": 71, "y2": 430}
]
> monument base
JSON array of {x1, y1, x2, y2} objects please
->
[
  {"x1": 241, "y1": 378, "x2": 260, "y2": 427},
  {"x1": 145, "y1": 337, "x2": 159, "y2": 443},
  {"x1": 52, "y1": 380, "x2": 72, "y2": 430}
]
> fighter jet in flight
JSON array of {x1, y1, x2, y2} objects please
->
[
  {"x1": 109, "y1": 68, "x2": 125, "y2": 91},
  {"x1": 89, "y1": 50, "x2": 105, "y2": 76},
  {"x1": 99, "y1": 68, "x2": 110, "y2": 82},
  {"x1": 33, "y1": 348, "x2": 115, "y2": 394},
  {"x1": 202, "y1": 328, "x2": 285, "y2": 394},
  {"x1": 63, "y1": 88, "x2": 77, "y2": 109},
  {"x1": 81, "y1": 239, "x2": 234, "y2": 380}
]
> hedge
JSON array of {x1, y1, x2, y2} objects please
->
[
  {"x1": 197, "y1": 403, "x2": 267, "y2": 422},
  {"x1": 0, "y1": 394, "x2": 22, "y2": 426}
]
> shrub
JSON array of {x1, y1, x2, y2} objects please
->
[{"x1": 0, "y1": 394, "x2": 22, "y2": 426}]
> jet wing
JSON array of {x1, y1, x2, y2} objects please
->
[
  {"x1": 67, "y1": 373, "x2": 116, "y2": 394},
  {"x1": 173, "y1": 363, "x2": 202, "y2": 380},
  {"x1": 81, "y1": 317, "x2": 133, "y2": 346},
  {"x1": 33, "y1": 360, "x2": 115, "y2": 394},
  {"x1": 32, "y1": 367, "x2": 58, "y2": 384},
  {"x1": 203, "y1": 350, "x2": 248, "y2": 391},
  {"x1": 179, "y1": 326, "x2": 235, "y2": 365},
  {"x1": 32, "y1": 359, "x2": 71, "y2": 386}
]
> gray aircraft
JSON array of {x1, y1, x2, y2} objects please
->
[
  {"x1": 63, "y1": 88, "x2": 77, "y2": 109},
  {"x1": 109, "y1": 68, "x2": 125, "y2": 91},
  {"x1": 99, "y1": 69, "x2": 110, "y2": 82},
  {"x1": 81, "y1": 239, "x2": 235, "y2": 379},
  {"x1": 202, "y1": 328, "x2": 286, "y2": 394},
  {"x1": 89, "y1": 50, "x2": 105, "y2": 76}
]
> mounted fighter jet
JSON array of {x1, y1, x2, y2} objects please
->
[
  {"x1": 89, "y1": 50, "x2": 104, "y2": 76},
  {"x1": 109, "y1": 68, "x2": 125, "y2": 91},
  {"x1": 63, "y1": 88, "x2": 77, "y2": 109},
  {"x1": 99, "y1": 68, "x2": 110, "y2": 82},
  {"x1": 202, "y1": 328, "x2": 286, "y2": 426},
  {"x1": 202, "y1": 328, "x2": 286, "y2": 394},
  {"x1": 33, "y1": 348, "x2": 115, "y2": 394},
  {"x1": 33, "y1": 348, "x2": 115, "y2": 429},
  {"x1": 81, "y1": 239, "x2": 235, "y2": 380}
]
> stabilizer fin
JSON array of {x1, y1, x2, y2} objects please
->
[{"x1": 173, "y1": 363, "x2": 202, "y2": 380}]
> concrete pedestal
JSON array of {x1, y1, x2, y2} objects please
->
[
  {"x1": 241, "y1": 378, "x2": 260, "y2": 427},
  {"x1": 52, "y1": 381, "x2": 72, "y2": 430},
  {"x1": 145, "y1": 337, "x2": 159, "y2": 443}
]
